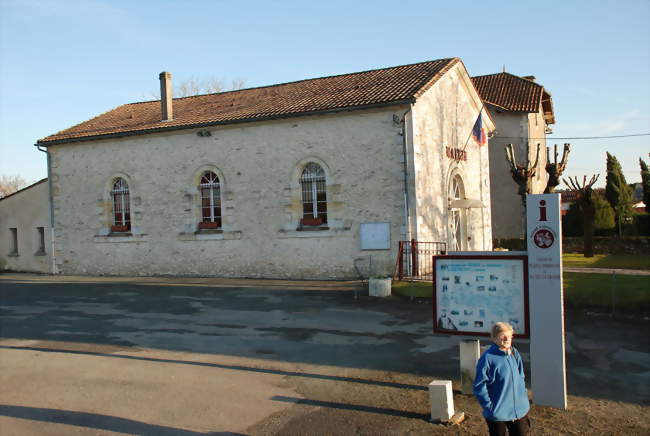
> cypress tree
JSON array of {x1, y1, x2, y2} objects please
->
[
  {"x1": 640, "y1": 158, "x2": 650, "y2": 213},
  {"x1": 605, "y1": 152, "x2": 633, "y2": 236}
]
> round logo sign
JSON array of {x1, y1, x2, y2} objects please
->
[{"x1": 533, "y1": 227, "x2": 555, "y2": 249}]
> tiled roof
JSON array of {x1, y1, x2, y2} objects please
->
[
  {"x1": 559, "y1": 188, "x2": 605, "y2": 203},
  {"x1": 38, "y1": 58, "x2": 460, "y2": 145},
  {"x1": 471, "y1": 72, "x2": 555, "y2": 124}
]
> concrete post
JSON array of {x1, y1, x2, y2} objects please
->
[
  {"x1": 428, "y1": 380, "x2": 454, "y2": 421},
  {"x1": 159, "y1": 72, "x2": 173, "y2": 121},
  {"x1": 459, "y1": 339, "x2": 480, "y2": 395},
  {"x1": 368, "y1": 277, "x2": 391, "y2": 297}
]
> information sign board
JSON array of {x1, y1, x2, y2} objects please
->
[{"x1": 432, "y1": 255, "x2": 529, "y2": 337}]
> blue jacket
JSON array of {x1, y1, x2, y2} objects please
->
[{"x1": 473, "y1": 344, "x2": 530, "y2": 421}]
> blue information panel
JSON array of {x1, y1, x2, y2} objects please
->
[{"x1": 433, "y1": 255, "x2": 529, "y2": 338}]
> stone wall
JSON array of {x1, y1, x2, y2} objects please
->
[
  {"x1": 562, "y1": 237, "x2": 650, "y2": 255},
  {"x1": 493, "y1": 236, "x2": 650, "y2": 255},
  {"x1": 48, "y1": 108, "x2": 408, "y2": 279}
]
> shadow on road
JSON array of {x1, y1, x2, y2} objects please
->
[
  {"x1": 0, "y1": 404, "x2": 244, "y2": 435},
  {"x1": 271, "y1": 396, "x2": 431, "y2": 421},
  {"x1": 0, "y1": 344, "x2": 428, "y2": 392},
  {"x1": 1, "y1": 275, "x2": 649, "y2": 406}
]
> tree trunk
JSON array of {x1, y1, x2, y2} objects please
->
[{"x1": 583, "y1": 204, "x2": 596, "y2": 257}]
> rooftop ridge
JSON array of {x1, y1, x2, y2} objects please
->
[{"x1": 123, "y1": 58, "x2": 457, "y2": 106}]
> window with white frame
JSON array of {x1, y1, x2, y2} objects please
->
[
  {"x1": 299, "y1": 163, "x2": 327, "y2": 226},
  {"x1": 199, "y1": 171, "x2": 221, "y2": 229},
  {"x1": 111, "y1": 178, "x2": 131, "y2": 232}
]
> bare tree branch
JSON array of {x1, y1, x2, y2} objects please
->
[
  {"x1": 145, "y1": 77, "x2": 247, "y2": 100},
  {"x1": 0, "y1": 175, "x2": 28, "y2": 198}
]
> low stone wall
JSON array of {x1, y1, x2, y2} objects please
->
[
  {"x1": 562, "y1": 237, "x2": 650, "y2": 255},
  {"x1": 494, "y1": 237, "x2": 650, "y2": 255}
]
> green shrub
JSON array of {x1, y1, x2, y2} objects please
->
[
  {"x1": 563, "y1": 202, "x2": 582, "y2": 236},
  {"x1": 635, "y1": 214, "x2": 650, "y2": 236},
  {"x1": 562, "y1": 195, "x2": 615, "y2": 237}
]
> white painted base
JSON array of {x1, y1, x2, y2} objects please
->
[
  {"x1": 460, "y1": 340, "x2": 481, "y2": 395},
  {"x1": 428, "y1": 380, "x2": 454, "y2": 421},
  {"x1": 369, "y1": 277, "x2": 391, "y2": 297}
]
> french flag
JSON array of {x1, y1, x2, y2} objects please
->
[{"x1": 472, "y1": 113, "x2": 487, "y2": 146}]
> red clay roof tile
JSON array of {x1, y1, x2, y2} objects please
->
[
  {"x1": 39, "y1": 58, "x2": 460, "y2": 145},
  {"x1": 471, "y1": 72, "x2": 555, "y2": 124}
]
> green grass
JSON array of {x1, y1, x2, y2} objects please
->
[
  {"x1": 563, "y1": 272, "x2": 649, "y2": 312},
  {"x1": 392, "y1": 280, "x2": 433, "y2": 298},
  {"x1": 393, "y1": 272, "x2": 649, "y2": 313},
  {"x1": 562, "y1": 253, "x2": 650, "y2": 270}
]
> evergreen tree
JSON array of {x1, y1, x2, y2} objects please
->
[
  {"x1": 605, "y1": 152, "x2": 633, "y2": 236},
  {"x1": 641, "y1": 158, "x2": 650, "y2": 213},
  {"x1": 593, "y1": 195, "x2": 616, "y2": 234}
]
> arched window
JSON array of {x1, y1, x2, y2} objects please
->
[
  {"x1": 199, "y1": 171, "x2": 221, "y2": 229},
  {"x1": 300, "y1": 163, "x2": 327, "y2": 226},
  {"x1": 111, "y1": 178, "x2": 131, "y2": 232},
  {"x1": 449, "y1": 174, "x2": 466, "y2": 251}
]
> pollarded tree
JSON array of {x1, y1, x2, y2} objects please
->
[
  {"x1": 605, "y1": 152, "x2": 633, "y2": 236},
  {"x1": 641, "y1": 158, "x2": 650, "y2": 213},
  {"x1": 564, "y1": 175, "x2": 600, "y2": 257}
]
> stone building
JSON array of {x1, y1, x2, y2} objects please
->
[
  {"x1": 0, "y1": 178, "x2": 52, "y2": 273},
  {"x1": 472, "y1": 72, "x2": 555, "y2": 240},
  {"x1": 29, "y1": 57, "x2": 494, "y2": 279}
]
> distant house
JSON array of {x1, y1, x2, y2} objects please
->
[
  {"x1": 472, "y1": 73, "x2": 555, "y2": 240},
  {"x1": 558, "y1": 189, "x2": 580, "y2": 216},
  {"x1": 0, "y1": 178, "x2": 52, "y2": 273},
  {"x1": 25, "y1": 58, "x2": 495, "y2": 279}
]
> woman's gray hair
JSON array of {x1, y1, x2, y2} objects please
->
[{"x1": 491, "y1": 322, "x2": 514, "y2": 339}]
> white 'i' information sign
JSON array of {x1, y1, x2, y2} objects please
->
[{"x1": 526, "y1": 193, "x2": 567, "y2": 409}]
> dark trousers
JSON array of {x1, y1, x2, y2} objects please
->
[{"x1": 485, "y1": 414, "x2": 530, "y2": 436}]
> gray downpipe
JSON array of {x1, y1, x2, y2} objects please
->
[
  {"x1": 35, "y1": 145, "x2": 56, "y2": 274},
  {"x1": 401, "y1": 109, "x2": 412, "y2": 243}
]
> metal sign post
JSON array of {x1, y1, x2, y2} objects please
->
[{"x1": 526, "y1": 193, "x2": 567, "y2": 409}]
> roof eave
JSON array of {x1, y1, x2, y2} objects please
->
[
  {"x1": 541, "y1": 90, "x2": 555, "y2": 125},
  {"x1": 37, "y1": 99, "x2": 415, "y2": 147}
]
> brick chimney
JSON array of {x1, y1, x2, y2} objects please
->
[{"x1": 159, "y1": 72, "x2": 173, "y2": 121}]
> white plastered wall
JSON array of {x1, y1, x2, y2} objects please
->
[
  {"x1": 488, "y1": 103, "x2": 548, "y2": 239},
  {"x1": 409, "y1": 63, "x2": 493, "y2": 251},
  {"x1": 0, "y1": 180, "x2": 52, "y2": 273}
]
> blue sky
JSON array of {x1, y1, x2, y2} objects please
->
[{"x1": 1, "y1": 0, "x2": 648, "y2": 188}]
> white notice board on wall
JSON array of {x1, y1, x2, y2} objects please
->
[
  {"x1": 433, "y1": 255, "x2": 529, "y2": 337},
  {"x1": 360, "y1": 222, "x2": 390, "y2": 250}
]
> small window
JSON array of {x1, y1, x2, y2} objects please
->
[
  {"x1": 199, "y1": 171, "x2": 221, "y2": 230},
  {"x1": 37, "y1": 227, "x2": 46, "y2": 253},
  {"x1": 300, "y1": 163, "x2": 327, "y2": 226},
  {"x1": 10, "y1": 228, "x2": 18, "y2": 255},
  {"x1": 111, "y1": 178, "x2": 131, "y2": 232}
]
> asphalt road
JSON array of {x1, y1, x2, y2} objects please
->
[{"x1": 1, "y1": 273, "x2": 648, "y2": 435}]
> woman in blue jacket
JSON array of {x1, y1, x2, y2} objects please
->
[{"x1": 473, "y1": 322, "x2": 531, "y2": 436}]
